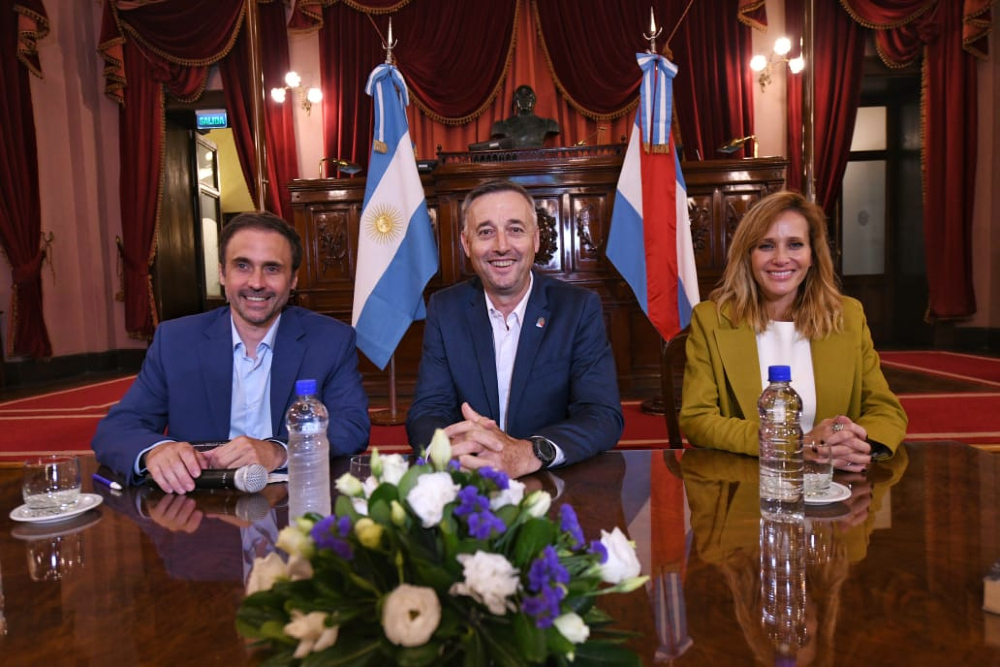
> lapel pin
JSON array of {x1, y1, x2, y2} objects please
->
[{"x1": 536, "y1": 317, "x2": 546, "y2": 328}]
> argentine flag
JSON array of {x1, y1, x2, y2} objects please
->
[
  {"x1": 352, "y1": 64, "x2": 438, "y2": 370},
  {"x1": 607, "y1": 53, "x2": 699, "y2": 341}
]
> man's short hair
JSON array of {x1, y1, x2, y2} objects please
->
[
  {"x1": 460, "y1": 180, "x2": 538, "y2": 231},
  {"x1": 219, "y1": 211, "x2": 303, "y2": 273}
]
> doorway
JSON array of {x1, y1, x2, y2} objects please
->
[{"x1": 838, "y1": 59, "x2": 926, "y2": 347}]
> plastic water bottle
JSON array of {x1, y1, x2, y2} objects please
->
[
  {"x1": 286, "y1": 379, "x2": 331, "y2": 519},
  {"x1": 758, "y1": 365, "x2": 804, "y2": 518}
]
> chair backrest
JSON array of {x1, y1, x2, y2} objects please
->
[{"x1": 659, "y1": 326, "x2": 689, "y2": 448}]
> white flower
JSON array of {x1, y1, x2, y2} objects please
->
[
  {"x1": 335, "y1": 472, "x2": 364, "y2": 497},
  {"x1": 428, "y1": 428, "x2": 452, "y2": 471},
  {"x1": 406, "y1": 472, "x2": 460, "y2": 527},
  {"x1": 524, "y1": 490, "x2": 552, "y2": 518},
  {"x1": 489, "y1": 478, "x2": 525, "y2": 511},
  {"x1": 380, "y1": 454, "x2": 409, "y2": 485},
  {"x1": 284, "y1": 610, "x2": 339, "y2": 658},
  {"x1": 554, "y1": 612, "x2": 590, "y2": 644},
  {"x1": 598, "y1": 527, "x2": 642, "y2": 584},
  {"x1": 276, "y1": 526, "x2": 314, "y2": 559},
  {"x1": 245, "y1": 552, "x2": 287, "y2": 595},
  {"x1": 381, "y1": 584, "x2": 441, "y2": 647},
  {"x1": 449, "y1": 551, "x2": 520, "y2": 615},
  {"x1": 286, "y1": 554, "x2": 314, "y2": 581},
  {"x1": 362, "y1": 475, "x2": 378, "y2": 498},
  {"x1": 351, "y1": 496, "x2": 369, "y2": 516}
]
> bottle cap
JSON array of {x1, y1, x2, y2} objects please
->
[
  {"x1": 767, "y1": 365, "x2": 792, "y2": 382},
  {"x1": 295, "y1": 379, "x2": 317, "y2": 396}
]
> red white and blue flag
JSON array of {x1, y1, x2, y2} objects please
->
[{"x1": 607, "y1": 53, "x2": 699, "y2": 341}]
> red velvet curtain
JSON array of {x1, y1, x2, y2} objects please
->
[
  {"x1": 784, "y1": 0, "x2": 865, "y2": 214},
  {"x1": 220, "y1": 0, "x2": 299, "y2": 220},
  {"x1": 298, "y1": 0, "x2": 756, "y2": 166},
  {"x1": 100, "y1": 0, "x2": 245, "y2": 338},
  {"x1": 838, "y1": 0, "x2": 990, "y2": 321},
  {"x1": 0, "y1": 0, "x2": 51, "y2": 359}
]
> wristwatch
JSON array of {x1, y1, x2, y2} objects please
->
[{"x1": 530, "y1": 435, "x2": 557, "y2": 468}]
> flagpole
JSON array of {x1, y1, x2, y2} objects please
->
[
  {"x1": 245, "y1": 0, "x2": 268, "y2": 210},
  {"x1": 370, "y1": 355, "x2": 405, "y2": 426}
]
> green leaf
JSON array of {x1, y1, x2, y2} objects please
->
[
  {"x1": 334, "y1": 494, "x2": 357, "y2": 519},
  {"x1": 461, "y1": 632, "x2": 485, "y2": 667},
  {"x1": 511, "y1": 519, "x2": 557, "y2": 568},
  {"x1": 571, "y1": 641, "x2": 642, "y2": 667},
  {"x1": 368, "y1": 498, "x2": 391, "y2": 525},
  {"x1": 302, "y1": 634, "x2": 382, "y2": 667},
  {"x1": 368, "y1": 482, "x2": 399, "y2": 508},
  {"x1": 390, "y1": 641, "x2": 443, "y2": 667},
  {"x1": 396, "y1": 465, "x2": 427, "y2": 501},
  {"x1": 513, "y1": 612, "x2": 547, "y2": 663},
  {"x1": 478, "y1": 622, "x2": 527, "y2": 667}
]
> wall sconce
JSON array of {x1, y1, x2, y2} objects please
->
[
  {"x1": 718, "y1": 135, "x2": 758, "y2": 158},
  {"x1": 270, "y1": 71, "x2": 322, "y2": 115},
  {"x1": 750, "y1": 37, "x2": 804, "y2": 92}
]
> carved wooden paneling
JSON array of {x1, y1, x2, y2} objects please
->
[{"x1": 289, "y1": 153, "x2": 787, "y2": 399}]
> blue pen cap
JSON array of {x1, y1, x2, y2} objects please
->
[
  {"x1": 767, "y1": 365, "x2": 792, "y2": 382},
  {"x1": 295, "y1": 378, "x2": 317, "y2": 396}
]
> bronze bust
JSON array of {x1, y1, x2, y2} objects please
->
[{"x1": 490, "y1": 85, "x2": 560, "y2": 149}]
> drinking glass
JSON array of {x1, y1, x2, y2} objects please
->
[
  {"x1": 803, "y1": 437, "x2": 833, "y2": 498},
  {"x1": 22, "y1": 455, "x2": 81, "y2": 510},
  {"x1": 349, "y1": 455, "x2": 372, "y2": 482}
]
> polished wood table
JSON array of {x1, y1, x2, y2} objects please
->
[{"x1": 0, "y1": 442, "x2": 997, "y2": 665}]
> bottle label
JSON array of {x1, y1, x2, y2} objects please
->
[
  {"x1": 296, "y1": 423, "x2": 323, "y2": 435},
  {"x1": 766, "y1": 405, "x2": 788, "y2": 422}
]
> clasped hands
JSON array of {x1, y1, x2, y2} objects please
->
[
  {"x1": 145, "y1": 436, "x2": 286, "y2": 495},
  {"x1": 445, "y1": 402, "x2": 544, "y2": 479},
  {"x1": 807, "y1": 416, "x2": 871, "y2": 472}
]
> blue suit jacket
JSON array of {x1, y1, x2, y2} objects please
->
[
  {"x1": 406, "y1": 272, "x2": 623, "y2": 466},
  {"x1": 92, "y1": 306, "x2": 370, "y2": 482}
]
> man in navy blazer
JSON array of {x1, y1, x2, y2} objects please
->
[
  {"x1": 406, "y1": 180, "x2": 623, "y2": 478},
  {"x1": 92, "y1": 212, "x2": 369, "y2": 492}
]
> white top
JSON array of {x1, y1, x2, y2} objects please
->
[{"x1": 755, "y1": 321, "x2": 817, "y2": 431}]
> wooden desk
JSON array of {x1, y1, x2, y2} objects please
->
[{"x1": 0, "y1": 443, "x2": 997, "y2": 665}]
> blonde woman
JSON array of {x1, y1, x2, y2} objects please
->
[{"x1": 679, "y1": 191, "x2": 906, "y2": 471}]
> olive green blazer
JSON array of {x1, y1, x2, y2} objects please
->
[{"x1": 679, "y1": 296, "x2": 907, "y2": 457}]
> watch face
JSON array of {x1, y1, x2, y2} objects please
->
[{"x1": 532, "y1": 437, "x2": 556, "y2": 465}]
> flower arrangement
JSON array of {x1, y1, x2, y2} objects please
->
[{"x1": 237, "y1": 430, "x2": 648, "y2": 666}]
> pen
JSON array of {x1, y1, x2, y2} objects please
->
[{"x1": 93, "y1": 472, "x2": 123, "y2": 491}]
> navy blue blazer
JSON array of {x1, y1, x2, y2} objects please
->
[
  {"x1": 92, "y1": 306, "x2": 370, "y2": 482},
  {"x1": 406, "y1": 272, "x2": 623, "y2": 466}
]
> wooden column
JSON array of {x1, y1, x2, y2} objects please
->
[{"x1": 245, "y1": 0, "x2": 268, "y2": 210}]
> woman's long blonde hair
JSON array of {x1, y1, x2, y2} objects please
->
[{"x1": 710, "y1": 191, "x2": 843, "y2": 339}]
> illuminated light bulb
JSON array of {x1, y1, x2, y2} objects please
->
[
  {"x1": 774, "y1": 37, "x2": 792, "y2": 56},
  {"x1": 788, "y1": 56, "x2": 805, "y2": 74},
  {"x1": 270, "y1": 87, "x2": 287, "y2": 103},
  {"x1": 750, "y1": 55, "x2": 768, "y2": 72},
  {"x1": 284, "y1": 71, "x2": 301, "y2": 88},
  {"x1": 306, "y1": 87, "x2": 323, "y2": 105}
]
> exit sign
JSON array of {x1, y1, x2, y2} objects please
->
[{"x1": 196, "y1": 109, "x2": 228, "y2": 130}]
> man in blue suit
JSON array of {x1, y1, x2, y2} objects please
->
[
  {"x1": 93, "y1": 212, "x2": 369, "y2": 493},
  {"x1": 406, "y1": 180, "x2": 623, "y2": 478}
]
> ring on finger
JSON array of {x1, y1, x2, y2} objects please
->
[{"x1": 832, "y1": 422, "x2": 844, "y2": 433}]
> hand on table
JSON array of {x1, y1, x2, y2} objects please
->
[
  {"x1": 445, "y1": 402, "x2": 543, "y2": 479},
  {"x1": 145, "y1": 441, "x2": 209, "y2": 494},
  {"x1": 202, "y1": 436, "x2": 286, "y2": 471},
  {"x1": 808, "y1": 416, "x2": 870, "y2": 473}
]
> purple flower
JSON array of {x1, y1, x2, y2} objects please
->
[
  {"x1": 560, "y1": 504, "x2": 584, "y2": 548},
  {"x1": 477, "y1": 466, "x2": 510, "y2": 490},
  {"x1": 311, "y1": 515, "x2": 354, "y2": 561},
  {"x1": 467, "y1": 510, "x2": 506, "y2": 540},
  {"x1": 522, "y1": 547, "x2": 570, "y2": 628},
  {"x1": 455, "y1": 486, "x2": 506, "y2": 539},
  {"x1": 448, "y1": 459, "x2": 461, "y2": 471},
  {"x1": 588, "y1": 540, "x2": 608, "y2": 564},
  {"x1": 416, "y1": 456, "x2": 428, "y2": 466}
]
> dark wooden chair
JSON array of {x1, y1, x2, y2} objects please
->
[{"x1": 659, "y1": 326, "x2": 689, "y2": 448}]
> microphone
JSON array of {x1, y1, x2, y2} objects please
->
[
  {"x1": 194, "y1": 464, "x2": 268, "y2": 493},
  {"x1": 575, "y1": 125, "x2": 608, "y2": 146}
]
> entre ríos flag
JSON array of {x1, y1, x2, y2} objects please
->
[
  {"x1": 351, "y1": 64, "x2": 438, "y2": 370},
  {"x1": 607, "y1": 53, "x2": 699, "y2": 341}
]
